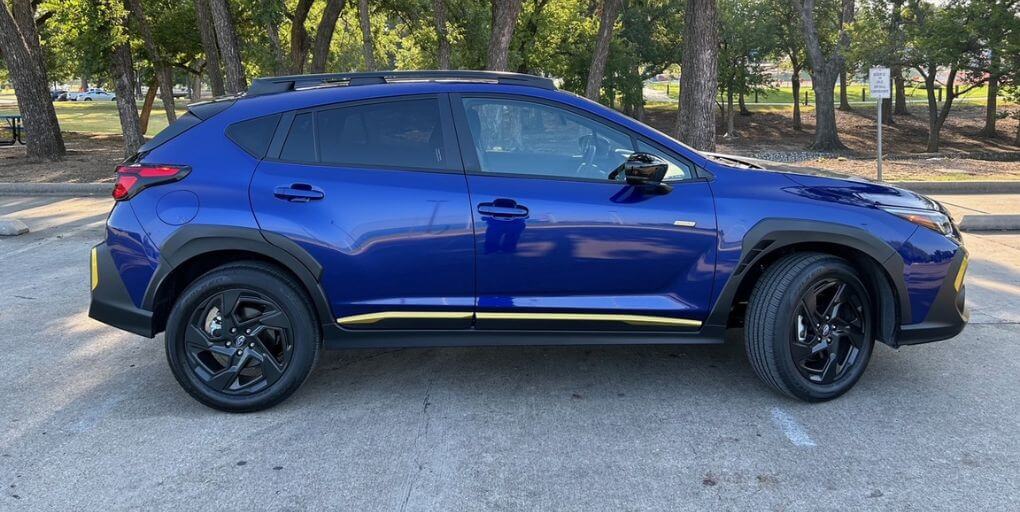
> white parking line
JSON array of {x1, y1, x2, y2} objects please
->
[{"x1": 771, "y1": 407, "x2": 816, "y2": 447}]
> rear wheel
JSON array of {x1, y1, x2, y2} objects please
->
[
  {"x1": 745, "y1": 253, "x2": 874, "y2": 401},
  {"x1": 165, "y1": 262, "x2": 320, "y2": 412}
]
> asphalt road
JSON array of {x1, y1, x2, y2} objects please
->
[{"x1": 1, "y1": 195, "x2": 1018, "y2": 511}]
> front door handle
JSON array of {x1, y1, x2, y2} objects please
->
[
  {"x1": 274, "y1": 183, "x2": 324, "y2": 202},
  {"x1": 478, "y1": 199, "x2": 529, "y2": 219}
]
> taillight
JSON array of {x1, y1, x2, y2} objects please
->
[{"x1": 112, "y1": 164, "x2": 190, "y2": 201}]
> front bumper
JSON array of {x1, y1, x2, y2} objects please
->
[
  {"x1": 897, "y1": 248, "x2": 969, "y2": 346},
  {"x1": 88, "y1": 242, "x2": 157, "y2": 338}
]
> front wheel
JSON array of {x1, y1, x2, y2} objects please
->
[
  {"x1": 745, "y1": 253, "x2": 874, "y2": 401},
  {"x1": 165, "y1": 262, "x2": 320, "y2": 412}
]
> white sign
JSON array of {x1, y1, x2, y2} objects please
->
[{"x1": 869, "y1": 67, "x2": 891, "y2": 99}]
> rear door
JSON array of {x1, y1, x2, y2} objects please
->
[{"x1": 250, "y1": 94, "x2": 476, "y2": 329}]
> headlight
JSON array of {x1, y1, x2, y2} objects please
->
[{"x1": 881, "y1": 206, "x2": 958, "y2": 240}]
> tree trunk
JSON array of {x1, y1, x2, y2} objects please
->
[
  {"x1": 110, "y1": 43, "x2": 144, "y2": 157},
  {"x1": 434, "y1": 0, "x2": 451, "y2": 69},
  {"x1": 194, "y1": 0, "x2": 225, "y2": 96},
  {"x1": 979, "y1": 74, "x2": 998, "y2": 138},
  {"x1": 675, "y1": 0, "x2": 717, "y2": 151},
  {"x1": 487, "y1": 0, "x2": 523, "y2": 71},
  {"x1": 357, "y1": 0, "x2": 376, "y2": 71},
  {"x1": 724, "y1": 89, "x2": 736, "y2": 137},
  {"x1": 310, "y1": 0, "x2": 345, "y2": 73},
  {"x1": 125, "y1": 0, "x2": 177, "y2": 123},
  {"x1": 795, "y1": 0, "x2": 851, "y2": 150},
  {"x1": 0, "y1": 0, "x2": 65, "y2": 160},
  {"x1": 289, "y1": 0, "x2": 314, "y2": 73},
  {"x1": 738, "y1": 92, "x2": 751, "y2": 115},
  {"x1": 838, "y1": 68, "x2": 851, "y2": 110},
  {"x1": 584, "y1": 0, "x2": 622, "y2": 101},
  {"x1": 893, "y1": 66, "x2": 908, "y2": 115},
  {"x1": 266, "y1": 23, "x2": 286, "y2": 75},
  {"x1": 140, "y1": 76, "x2": 158, "y2": 135},
  {"x1": 192, "y1": 0, "x2": 223, "y2": 96},
  {"x1": 791, "y1": 64, "x2": 802, "y2": 130},
  {"x1": 209, "y1": 0, "x2": 246, "y2": 93}
]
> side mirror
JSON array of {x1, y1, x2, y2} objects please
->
[{"x1": 610, "y1": 153, "x2": 671, "y2": 192}]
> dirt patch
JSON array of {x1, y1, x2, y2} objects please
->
[{"x1": 0, "y1": 132, "x2": 124, "y2": 183}]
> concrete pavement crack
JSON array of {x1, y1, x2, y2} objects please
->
[{"x1": 398, "y1": 377, "x2": 434, "y2": 512}]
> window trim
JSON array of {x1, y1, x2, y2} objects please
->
[
  {"x1": 450, "y1": 92, "x2": 702, "y2": 185},
  {"x1": 264, "y1": 93, "x2": 464, "y2": 175}
]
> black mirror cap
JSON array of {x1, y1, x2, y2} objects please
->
[{"x1": 623, "y1": 153, "x2": 670, "y2": 191}]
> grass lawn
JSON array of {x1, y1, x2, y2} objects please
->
[
  {"x1": 0, "y1": 93, "x2": 185, "y2": 135},
  {"x1": 646, "y1": 81, "x2": 995, "y2": 105}
]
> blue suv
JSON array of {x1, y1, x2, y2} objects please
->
[{"x1": 88, "y1": 71, "x2": 968, "y2": 411}]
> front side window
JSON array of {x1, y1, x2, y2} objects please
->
[
  {"x1": 462, "y1": 97, "x2": 633, "y2": 181},
  {"x1": 636, "y1": 140, "x2": 693, "y2": 181},
  {"x1": 317, "y1": 98, "x2": 446, "y2": 170}
]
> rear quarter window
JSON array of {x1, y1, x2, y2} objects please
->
[{"x1": 227, "y1": 114, "x2": 282, "y2": 158}]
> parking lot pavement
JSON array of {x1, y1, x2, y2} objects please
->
[{"x1": 1, "y1": 195, "x2": 1018, "y2": 511}]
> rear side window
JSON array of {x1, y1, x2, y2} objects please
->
[
  {"x1": 316, "y1": 99, "x2": 446, "y2": 170},
  {"x1": 227, "y1": 113, "x2": 281, "y2": 158},
  {"x1": 138, "y1": 112, "x2": 201, "y2": 153},
  {"x1": 280, "y1": 112, "x2": 316, "y2": 163}
]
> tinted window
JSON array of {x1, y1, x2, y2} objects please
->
[
  {"x1": 281, "y1": 112, "x2": 315, "y2": 162},
  {"x1": 227, "y1": 113, "x2": 281, "y2": 158},
  {"x1": 462, "y1": 98, "x2": 633, "y2": 180},
  {"x1": 636, "y1": 140, "x2": 693, "y2": 181},
  {"x1": 317, "y1": 99, "x2": 446, "y2": 169}
]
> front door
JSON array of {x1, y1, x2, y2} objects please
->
[
  {"x1": 251, "y1": 95, "x2": 476, "y2": 329},
  {"x1": 453, "y1": 95, "x2": 717, "y2": 331}
]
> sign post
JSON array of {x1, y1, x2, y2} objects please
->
[{"x1": 869, "y1": 67, "x2": 891, "y2": 181}]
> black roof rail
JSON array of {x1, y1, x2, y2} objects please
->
[{"x1": 246, "y1": 70, "x2": 556, "y2": 97}]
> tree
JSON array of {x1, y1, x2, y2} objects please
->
[
  {"x1": 358, "y1": 0, "x2": 377, "y2": 70},
  {"x1": 771, "y1": 0, "x2": 807, "y2": 130},
  {"x1": 487, "y1": 0, "x2": 522, "y2": 70},
  {"x1": 208, "y1": 0, "x2": 245, "y2": 93},
  {"x1": 794, "y1": 0, "x2": 855, "y2": 150},
  {"x1": 194, "y1": 0, "x2": 225, "y2": 96},
  {"x1": 310, "y1": 0, "x2": 345, "y2": 73},
  {"x1": 433, "y1": 0, "x2": 451, "y2": 69},
  {"x1": 676, "y1": 0, "x2": 718, "y2": 151},
  {"x1": 717, "y1": 0, "x2": 777, "y2": 137},
  {"x1": 903, "y1": 0, "x2": 983, "y2": 152},
  {"x1": 287, "y1": 0, "x2": 314, "y2": 73},
  {"x1": 125, "y1": 0, "x2": 176, "y2": 123},
  {"x1": 966, "y1": 0, "x2": 1019, "y2": 138},
  {"x1": 0, "y1": 0, "x2": 65, "y2": 160},
  {"x1": 110, "y1": 41, "x2": 143, "y2": 155},
  {"x1": 585, "y1": 0, "x2": 623, "y2": 101}
]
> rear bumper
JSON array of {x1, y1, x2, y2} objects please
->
[
  {"x1": 896, "y1": 248, "x2": 969, "y2": 346},
  {"x1": 88, "y1": 242, "x2": 157, "y2": 338}
]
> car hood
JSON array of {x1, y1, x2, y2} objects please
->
[{"x1": 704, "y1": 152, "x2": 941, "y2": 211}]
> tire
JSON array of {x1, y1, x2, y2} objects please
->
[
  {"x1": 165, "y1": 261, "x2": 320, "y2": 412},
  {"x1": 745, "y1": 253, "x2": 875, "y2": 402},
  {"x1": 83, "y1": 97, "x2": 92, "y2": 101}
]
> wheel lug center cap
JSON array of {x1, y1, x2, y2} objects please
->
[
  {"x1": 821, "y1": 324, "x2": 832, "y2": 336},
  {"x1": 236, "y1": 335, "x2": 247, "y2": 345}
]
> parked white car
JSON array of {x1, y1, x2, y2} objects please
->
[{"x1": 74, "y1": 88, "x2": 116, "y2": 101}]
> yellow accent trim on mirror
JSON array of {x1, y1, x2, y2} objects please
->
[
  {"x1": 337, "y1": 311, "x2": 474, "y2": 326},
  {"x1": 954, "y1": 256, "x2": 968, "y2": 291},
  {"x1": 475, "y1": 312, "x2": 701, "y2": 328},
  {"x1": 90, "y1": 247, "x2": 99, "y2": 291}
]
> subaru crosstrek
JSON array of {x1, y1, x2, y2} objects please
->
[{"x1": 88, "y1": 71, "x2": 969, "y2": 411}]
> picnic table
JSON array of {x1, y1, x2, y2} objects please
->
[{"x1": 0, "y1": 115, "x2": 25, "y2": 146}]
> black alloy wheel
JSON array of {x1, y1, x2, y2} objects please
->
[{"x1": 790, "y1": 277, "x2": 870, "y2": 385}]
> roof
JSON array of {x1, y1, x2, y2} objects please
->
[{"x1": 246, "y1": 70, "x2": 556, "y2": 97}]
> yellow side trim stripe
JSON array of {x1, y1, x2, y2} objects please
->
[
  {"x1": 477, "y1": 312, "x2": 701, "y2": 328},
  {"x1": 337, "y1": 311, "x2": 473, "y2": 326},
  {"x1": 954, "y1": 255, "x2": 968, "y2": 291},
  {"x1": 336, "y1": 311, "x2": 702, "y2": 328},
  {"x1": 90, "y1": 247, "x2": 99, "y2": 291}
]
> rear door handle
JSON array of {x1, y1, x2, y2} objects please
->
[
  {"x1": 274, "y1": 183, "x2": 324, "y2": 202},
  {"x1": 477, "y1": 199, "x2": 529, "y2": 218}
]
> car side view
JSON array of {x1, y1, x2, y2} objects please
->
[{"x1": 88, "y1": 71, "x2": 968, "y2": 412}]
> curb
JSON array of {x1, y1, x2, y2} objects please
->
[
  {"x1": 891, "y1": 181, "x2": 1020, "y2": 195},
  {"x1": 960, "y1": 214, "x2": 1020, "y2": 232},
  {"x1": 0, "y1": 183, "x2": 111, "y2": 197}
]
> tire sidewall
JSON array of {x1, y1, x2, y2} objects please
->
[
  {"x1": 772, "y1": 260, "x2": 875, "y2": 400},
  {"x1": 165, "y1": 266, "x2": 318, "y2": 412}
]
